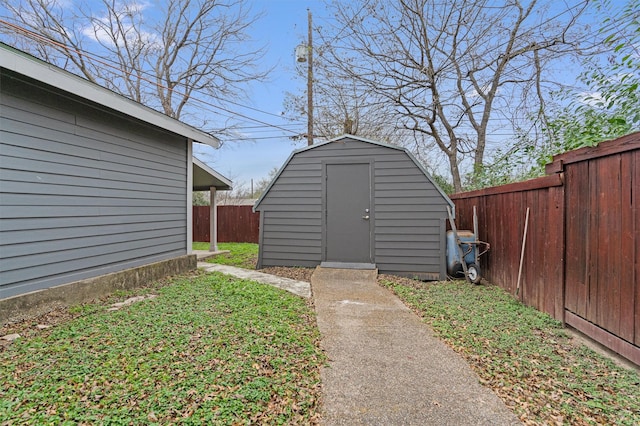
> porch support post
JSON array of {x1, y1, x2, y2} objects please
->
[{"x1": 209, "y1": 186, "x2": 218, "y2": 252}]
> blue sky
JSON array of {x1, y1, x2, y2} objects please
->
[{"x1": 193, "y1": 0, "x2": 328, "y2": 190}]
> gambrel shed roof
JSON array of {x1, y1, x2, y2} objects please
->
[{"x1": 255, "y1": 134, "x2": 453, "y2": 211}]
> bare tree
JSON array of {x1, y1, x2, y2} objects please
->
[
  {"x1": 319, "y1": 0, "x2": 589, "y2": 191},
  {"x1": 284, "y1": 47, "x2": 409, "y2": 145},
  {"x1": 0, "y1": 0, "x2": 269, "y2": 126}
]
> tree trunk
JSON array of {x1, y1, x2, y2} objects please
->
[{"x1": 449, "y1": 152, "x2": 463, "y2": 193}]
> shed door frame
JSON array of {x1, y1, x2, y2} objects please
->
[{"x1": 321, "y1": 158, "x2": 375, "y2": 264}]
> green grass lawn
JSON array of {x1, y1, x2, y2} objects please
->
[
  {"x1": 192, "y1": 241, "x2": 212, "y2": 251},
  {"x1": 380, "y1": 279, "x2": 640, "y2": 425},
  {"x1": 194, "y1": 242, "x2": 259, "y2": 270},
  {"x1": 1, "y1": 272, "x2": 324, "y2": 424}
]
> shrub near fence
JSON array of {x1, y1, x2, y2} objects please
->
[
  {"x1": 451, "y1": 132, "x2": 640, "y2": 365},
  {"x1": 192, "y1": 205, "x2": 259, "y2": 243}
]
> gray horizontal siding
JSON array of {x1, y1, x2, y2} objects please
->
[
  {"x1": 263, "y1": 217, "x2": 319, "y2": 226},
  {"x1": 0, "y1": 70, "x2": 188, "y2": 299},
  {"x1": 262, "y1": 251, "x2": 320, "y2": 261},
  {"x1": 256, "y1": 152, "x2": 323, "y2": 268},
  {"x1": 376, "y1": 189, "x2": 443, "y2": 198},
  {"x1": 2, "y1": 115, "x2": 184, "y2": 171},
  {"x1": 375, "y1": 233, "x2": 439, "y2": 242},
  {"x1": 263, "y1": 231, "x2": 321, "y2": 240},
  {"x1": 2, "y1": 193, "x2": 181, "y2": 207},
  {"x1": 3, "y1": 235, "x2": 185, "y2": 274},
  {"x1": 259, "y1": 258, "x2": 319, "y2": 268},
  {"x1": 375, "y1": 226, "x2": 437, "y2": 235},
  {"x1": 263, "y1": 189, "x2": 320, "y2": 198},
  {"x1": 375, "y1": 211, "x2": 445, "y2": 220},
  {"x1": 1, "y1": 151, "x2": 184, "y2": 188},
  {"x1": 3, "y1": 228, "x2": 184, "y2": 258},
  {"x1": 372, "y1": 146, "x2": 446, "y2": 277},
  {"x1": 377, "y1": 240, "x2": 440, "y2": 250},
  {"x1": 1, "y1": 205, "x2": 184, "y2": 218},
  {"x1": 2, "y1": 79, "x2": 184, "y2": 156},
  {"x1": 375, "y1": 197, "x2": 447, "y2": 206},
  {"x1": 1, "y1": 214, "x2": 184, "y2": 232},
  {"x1": 263, "y1": 224, "x2": 322, "y2": 234},
  {"x1": 1, "y1": 220, "x2": 184, "y2": 244},
  {"x1": 2, "y1": 172, "x2": 183, "y2": 196},
  {"x1": 376, "y1": 168, "x2": 425, "y2": 177},
  {"x1": 261, "y1": 210, "x2": 322, "y2": 220}
]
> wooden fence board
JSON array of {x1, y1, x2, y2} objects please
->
[
  {"x1": 192, "y1": 206, "x2": 210, "y2": 242},
  {"x1": 620, "y1": 153, "x2": 634, "y2": 342},
  {"x1": 565, "y1": 160, "x2": 589, "y2": 318},
  {"x1": 586, "y1": 159, "x2": 598, "y2": 323},
  {"x1": 550, "y1": 185, "x2": 565, "y2": 321},
  {"x1": 634, "y1": 150, "x2": 640, "y2": 346},
  {"x1": 217, "y1": 206, "x2": 260, "y2": 243},
  {"x1": 589, "y1": 153, "x2": 626, "y2": 337}
]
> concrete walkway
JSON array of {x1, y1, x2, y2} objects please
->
[
  {"x1": 197, "y1": 262, "x2": 311, "y2": 298},
  {"x1": 311, "y1": 267, "x2": 521, "y2": 425},
  {"x1": 193, "y1": 249, "x2": 230, "y2": 261}
]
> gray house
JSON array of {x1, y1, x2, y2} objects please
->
[
  {"x1": 0, "y1": 44, "x2": 229, "y2": 308},
  {"x1": 253, "y1": 135, "x2": 454, "y2": 280}
]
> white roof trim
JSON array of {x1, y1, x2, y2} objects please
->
[{"x1": 0, "y1": 44, "x2": 220, "y2": 148}]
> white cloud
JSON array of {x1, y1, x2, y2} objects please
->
[{"x1": 82, "y1": 1, "x2": 160, "y2": 50}]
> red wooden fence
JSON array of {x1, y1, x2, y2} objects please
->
[
  {"x1": 557, "y1": 134, "x2": 639, "y2": 360},
  {"x1": 450, "y1": 132, "x2": 640, "y2": 365},
  {"x1": 193, "y1": 206, "x2": 210, "y2": 242},
  {"x1": 451, "y1": 174, "x2": 565, "y2": 319},
  {"x1": 192, "y1": 205, "x2": 260, "y2": 243}
]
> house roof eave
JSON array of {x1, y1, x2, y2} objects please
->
[
  {"x1": 193, "y1": 156, "x2": 232, "y2": 191},
  {"x1": 0, "y1": 43, "x2": 220, "y2": 148}
]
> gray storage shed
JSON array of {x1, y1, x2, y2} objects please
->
[{"x1": 253, "y1": 135, "x2": 454, "y2": 280}]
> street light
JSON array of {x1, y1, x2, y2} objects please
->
[{"x1": 295, "y1": 44, "x2": 307, "y2": 63}]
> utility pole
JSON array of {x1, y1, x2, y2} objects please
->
[{"x1": 306, "y1": 9, "x2": 313, "y2": 146}]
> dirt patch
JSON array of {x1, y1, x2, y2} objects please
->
[
  {"x1": 377, "y1": 273, "x2": 435, "y2": 289},
  {"x1": 0, "y1": 272, "x2": 200, "y2": 349},
  {"x1": 259, "y1": 268, "x2": 432, "y2": 289},
  {"x1": 260, "y1": 266, "x2": 315, "y2": 283},
  {"x1": 1, "y1": 304, "x2": 80, "y2": 350}
]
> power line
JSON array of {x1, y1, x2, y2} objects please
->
[{"x1": 0, "y1": 19, "x2": 304, "y2": 137}]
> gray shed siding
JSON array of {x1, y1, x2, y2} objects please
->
[
  {"x1": 256, "y1": 138, "x2": 450, "y2": 279},
  {"x1": 1, "y1": 69, "x2": 188, "y2": 299},
  {"x1": 257, "y1": 156, "x2": 323, "y2": 267}
]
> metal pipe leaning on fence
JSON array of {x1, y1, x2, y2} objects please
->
[{"x1": 516, "y1": 207, "x2": 530, "y2": 297}]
